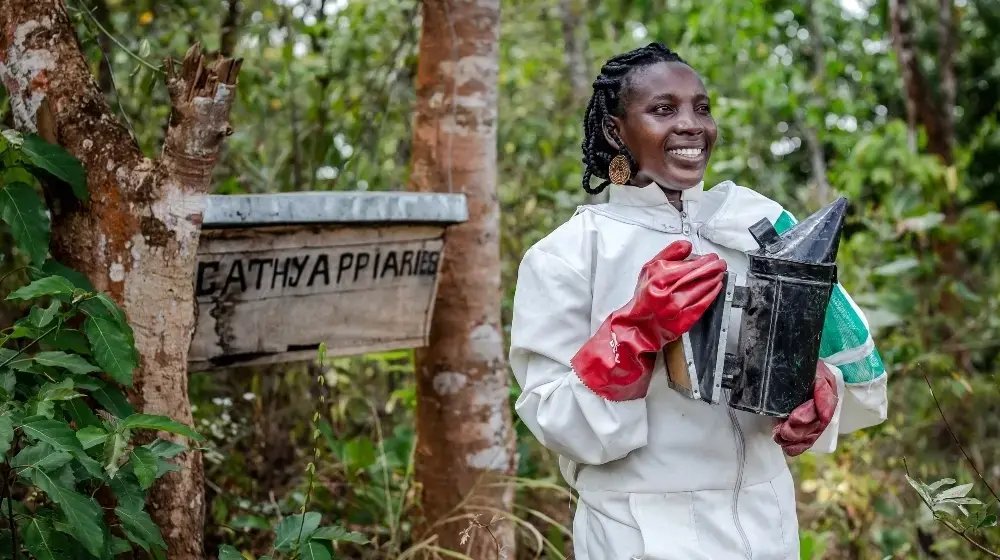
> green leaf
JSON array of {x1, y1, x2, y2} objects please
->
[
  {"x1": 0, "y1": 182, "x2": 50, "y2": 265},
  {"x1": 897, "y1": 212, "x2": 945, "y2": 233},
  {"x1": 87, "y1": 379, "x2": 135, "y2": 419},
  {"x1": 343, "y1": 436, "x2": 377, "y2": 472},
  {"x1": 274, "y1": 512, "x2": 322, "y2": 552},
  {"x1": 29, "y1": 301, "x2": 61, "y2": 328},
  {"x1": 38, "y1": 379, "x2": 80, "y2": 402},
  {"x1": 218, "y1": 545, "x2": 246, "y2": 560},
  {"x1": 80, "y1": 294, "x2": 131, "y2": 336},
  {"x1": 130, "y1": 447, "x2": 157, "y2": 489},
  {"x1": 310, "y1": 526, "x2": 369, "y2": 544},
  {"x1": 155, "y1": 457, "x2": 181, "y2": 478},
  {"x1": 104, "y1": 431, "x2": 128, "y2": 478},
  {"x1": 32, "y1": 261, "x2": 94, "y2": 292},
  {"x1": 84, "y1": 314, "x2": 137, "y2": 387},
  {"x1": 936, "y1": 483, "x2": 974, "y2": 500},
  {"x1": 1, "y1": 370, "x2": 15, "y2": 396},
  {"x1": 21, "y1": 133, "x2": 89, "y2": 201},
  {"x1": 230, "y1": 515, "x2": 270, "y2": 531},
  {"x1": 63, "y1": 398, "x2": 102, "y2": 430},
  {"x1": 40, "y1": 330, "x2": 91, "y2": 355},
  {"x1": 905, "y1": 474, "x2": 933, "y2": 506},
  {"x1": 927, "y1": 478, "x2": 957, "y2": 492},
  {"x1": 29, "y1": 398, "x2": 56, "y2": 419},
  {"x1": 30, "y1": 468, "x2": 105, "y2": 557},
  {"x1": 7, "y1": 276, "x2": 75, "y2": 301},
  {"x1": 299, "y1": 540, "x2": 333, "y2": 560},
  {"x1": 145, "y1": 438, "x2": 185, "y2": 458},
  {"x1": 23, "y1": 516, "x2": 71, "y2": 560},
  {"x1": 34, "y1": 351, "x2": 101, "y2": 375},
  {"x1": 977, "y1": 514, "x2": 998, "y2": 529},
  {"x1": 0, "y1": 416, "x2": 12, "y2": 458},
  {"x1": 11, "y1": 443, "x2": 73, "y2": 471},
  {"x1": 75, "y1": 426, "x2": 108, "y2": 450},
  {"x1": 109, "y1": 472, "x2": 147, "y2": 511},
  {"x1": 5, "y1": 323, "x2": 41, "y2": 343},
  {"x1": 873, "y1": 258, "x2": 920, "y2": 276},
  {"x1": 19, "y1": 416, "x2": 83, "y2": 452},
  {"x1": 70, "y1": 451, "x2": 104, "y2": 479},
  {"x1": 115, "y1": 505, "x2": 167, "y2": 552},
  {"x1": 121, "y1": 414, "x2": 204, "y2": 442},
  {"x1": 110, "y1": 536, "x2": 133, "y2": 555},
  {"x1": 49, "y1": 462, "x2": 77, "y2": 489}
]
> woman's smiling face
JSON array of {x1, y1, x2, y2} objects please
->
[{"x1": 607, "y1": 60, "x2": 718, "y2": 190}]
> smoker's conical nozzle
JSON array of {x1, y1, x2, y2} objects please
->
[{"x1": 750, "y1": 197, "x2": 849, "y2": 264}]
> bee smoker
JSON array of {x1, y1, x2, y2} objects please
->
[{"x1": 663, "y1": 197, "x2": 849, "y2": 418}]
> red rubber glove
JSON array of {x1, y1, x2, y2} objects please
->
[
  {"x1": 570, "y1": 240, "x2": 727, "y2": 401},
  {"x1": 772, "y1": 361, "x2": 839, "y2": 456}
]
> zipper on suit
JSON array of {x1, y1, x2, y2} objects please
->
[
  {"x1": 726, "y1": 395, "x2": 753, "y2": 559},
  {"x1": 678, "y1": 199, "x2": 753, "y2": 559}
]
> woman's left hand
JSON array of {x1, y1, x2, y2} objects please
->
[{"x1": 772, "y1": 362, "x2": 838, "y2": 456}]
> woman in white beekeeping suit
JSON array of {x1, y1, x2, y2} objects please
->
[{"x1": 508, "y1": 43, "x2": 888, "y2": 559}]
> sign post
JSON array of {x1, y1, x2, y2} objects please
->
[{"x1": 188, "y1": 191, "x2": 468, "y2": 371}]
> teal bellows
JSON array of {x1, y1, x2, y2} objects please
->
[{"x1": 774, "y1": 210, "x2": 887, "y2": 384}]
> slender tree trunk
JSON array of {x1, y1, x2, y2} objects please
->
[
  {"x1": 408, "y1": 0, "x2": 516, "y2": 557},
  {"x1": 560, "y1": 0, "x2": 589, "y2": 101},
  {"x1": 559, "y1": 0, "x2": 603, "y2": 205},
  {"x1": 802, "y1": 0, "x2": 830, "y2": 206},
  {"x1": 937, "y1": 0, "x2": 957, "y2": 162},
  {"x1": 889, "y1": 0, "x2": 954, "y2": 160},
  {"x1": 91, "y1": 0, "x2": 115, "y2": 94},
  {"x1": 220, "y1": 0, "x2": 243, "y2": 57},
  {"x1": 0, "y1": 2, "x2": 242, "y2": 558},
  {"x1": 888, "y1": 0, "x2": 969, "y2": 370}
]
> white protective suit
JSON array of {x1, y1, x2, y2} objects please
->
[{"x1": 509, "y1": 181, "x2": 888, "y2": 559}]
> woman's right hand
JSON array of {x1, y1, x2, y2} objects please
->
[
  {"x1": 570, "y1": 239, "x2": 727, "y2": 401},
  {"x1": 631, "y1": 240, "x2": 727, "y2": 344}
]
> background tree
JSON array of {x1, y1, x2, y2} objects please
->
[
  {"x1": 0, "y1": 1, "x2": 241, "y2": 557},
  {"x1": 408, "y1": 0, "x2": 517, "y2": 556}
]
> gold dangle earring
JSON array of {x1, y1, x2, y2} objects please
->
[{"x1": 608, "y1": 153, "x2": 631, "y2": 185}]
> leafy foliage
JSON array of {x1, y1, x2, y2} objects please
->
[{"x1": 0, "y1": 132, "x2": 203, "y2": 558}]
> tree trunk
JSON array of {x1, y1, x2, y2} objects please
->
[
  {"x1": 91, "y1": 0, "x2": 115, "y2": 95},
  {"x1": 889, "y1": 0, "x2": 953, "y2": 161},
  {"x1": 0, "y1": 2, "x2": 242, "y2": 558},
  {"x1": 408, "y1": 0, "x2": 516, "y2": 558},
  {"x1": 888, "y1": 0, "x2": 968, "y2": 368},
  {"x1": 559, "y1": 0, "x2": 604, "y2": 205},
  {"x1": 220, "y1": 0, "x2": 243, "y2": 57},
  {"x1": 802, "y1": 0, "x2": 830, "y2": 206},
  {"x1": 936, "y1": 0, "x2": 957, "y2": 162}
]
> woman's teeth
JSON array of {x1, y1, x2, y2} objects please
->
[{"x1": 668, "y1": 148, "x2": 703, "y2": 158}]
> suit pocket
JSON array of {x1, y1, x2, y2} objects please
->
[
  {"x1": 575, "y1": 494, "x2": 644, "y2": 560},
  {"x1": 628, "y1": 493, "x2": 713, "y2": 560},
  {"x1": 734, "y1": 475, "x2": 798, "y2": 560}
]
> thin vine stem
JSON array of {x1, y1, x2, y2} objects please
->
[
  {"x1": 67, "y1": 2, "x2": 163, "y2": 74},
  {"x1": 282, "y1": 350, "x2": 326, "y2": 560},
  {"x1": 0, "y1": 323, "x2": 60, "y2": 370},
  {"x1": 0, "y1": 266, "x2": 28, "y2": 289},
  {"x1": 923, "y1": 372, "x2": 1000, "y2": 504}
]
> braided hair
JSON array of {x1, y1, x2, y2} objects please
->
[{"x1": 581, "y1": 43, "x2": 687, "y2": 195}]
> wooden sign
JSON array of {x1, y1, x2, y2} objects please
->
[{"x1": 187, "y1": 192, "x2": 468, "y2": 371}]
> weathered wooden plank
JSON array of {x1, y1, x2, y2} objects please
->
[{"x1": 188, "y1": 223, "x2": 446, "y2": 371}]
